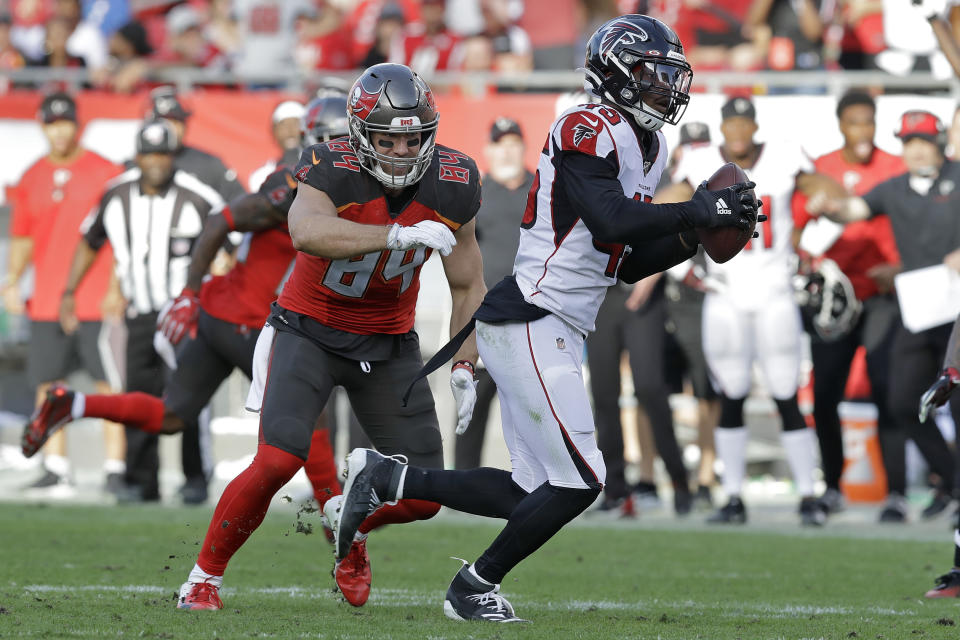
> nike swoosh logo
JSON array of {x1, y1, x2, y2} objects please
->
[
  {"x1": 583, "y1": 116, "x2": 599, "y2": 127},
  {"x1": 285, "y1": 173, "x2": 297, "y2": 189},
  {"x1": 312, "y1": 149, "x2": 321, "y2": 165}
]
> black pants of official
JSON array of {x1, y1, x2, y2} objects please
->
[
  {"x1": 454, "y1": 367, "x2": 498, "y2": 469},
  {"x1": 586, "y1": 283, "x2": 688, "y2": 500},
  {"x1": 124, "y1": 313, "x2": 204, "y2": 498},
  {"x1": 811, "y1": 294, "x2": 898, "y2": 491},
  {"x1": 883, "y1": 321, "x2": 959, "y2": 495}
]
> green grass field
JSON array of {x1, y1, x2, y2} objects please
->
[{"x1": 3, "y1": 501, "x2": 960, "y2": 639}]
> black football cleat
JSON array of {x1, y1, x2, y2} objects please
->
[
  {"x1": 707, "y1": 497, "x2": 747, "y2": 524},
  {"x1": 330, "y1": 448, "x2": 406, "y2": 560},
  {"x1": 443, "y1": 561, "x2": 528, "y2": 623}
]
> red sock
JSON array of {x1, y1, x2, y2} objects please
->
[
  {"x1": 197, "y1": 443, "x2": 303, "y2": 576},
  {"x1": 358, "y1": 499, "x2": 440, "y2": 534},
  {"x1": 303, "y1": 428, "x2": 341, "y2": 509},
  {"x1": 83, "y1": 392, "x2": 165, "y2": 433}
]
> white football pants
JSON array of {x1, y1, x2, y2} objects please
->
[{"x1": 476, "y1": 316, "x2": 605, "y2": 492}]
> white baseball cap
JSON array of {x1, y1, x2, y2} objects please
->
[{"x1": 272, "y1": 101, "x2": 306, "y2": 124}]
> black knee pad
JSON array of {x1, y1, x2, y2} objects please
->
[
  {"x1": 719, "y1": 397, "x2": 746, "y2": 428},
  {"x1": 775, "y1": 395, "x2": 806, "y2": 431}
]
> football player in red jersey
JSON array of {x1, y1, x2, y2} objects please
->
[
  {"x1": 792, "y1": 90, "x2": 905, "y2": 520},
  {"x1": 20, "y1": 94, "x2": 350, "y2": 509},
  {"x1": 176, "y1": 63, "x2": 487, "y2": 612},
  {"x1": 919, "y1": 312, "x2": 960, "y2": 598}
]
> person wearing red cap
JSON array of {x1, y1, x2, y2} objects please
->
[{"x1": 817, "y1": 108, "x2": 960, "y2": 524}]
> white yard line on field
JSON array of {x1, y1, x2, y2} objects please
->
[{"x1": 19, "y1": 584, "x2": 919, "y2": 618}]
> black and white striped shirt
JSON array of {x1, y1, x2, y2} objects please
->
[{"x1": 82, "y1": 168, "x2": 224, "y2": 317}]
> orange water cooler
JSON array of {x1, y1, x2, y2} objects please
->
[{"x1": 838, "y1": 401, "x2": 887, "y2": 502}]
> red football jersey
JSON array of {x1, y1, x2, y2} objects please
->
[
  {"x1": 200, "y1": 165, "x2": 299, "y2": 328},
  {"x1": 795, "y1": 148, "x2": 905, "y2": 300},
  {"x1": 280, "y1": 141, "x2": 481, "y2": 335},
  {"x1": 9, "y1": 149, "x2": 121, "y2": 321}
]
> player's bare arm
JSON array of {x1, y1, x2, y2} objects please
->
[
  {"x1": 441, "y1": 217, "x2": 486, "y2": 367},
  {"x1": 184, "y1": 194, "x2": 286, "y2": 292},
  {"x1": 59, "y1": 239, "x2": 99, "y2": 335},
  {"x1": 2, "y1": 236, "x2": 33, "y2": 314},
  {"x1": 288, "y1": 181, "x2": 392, "y2": 259}
]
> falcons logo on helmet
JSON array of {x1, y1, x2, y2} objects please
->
[
  {"x1": 599, "y1": 18, "x2": 649, "y2": 59},
  {"x1": 572, "y1": 123, "x2": 597, "y2": 146}
]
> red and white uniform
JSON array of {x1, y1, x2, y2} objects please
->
[
  {"x1": 9, "y1": 150, "x2": 121, "y2": 322},
  {"x1": 795, "y1": 148, "x2": 903, "y2": 301},
  {"x1": 674, "y1": 142, "x2": 811, "y2": 399},
  {"x1": 515, "y1": 104, "x2": 668, "y2": 334},
  {"x1": 481, "y1": 103, "x2": 673, "y2": 492}
]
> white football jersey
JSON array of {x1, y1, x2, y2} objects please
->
[
  {"x1": 672, "y1": 142, "x2": 812, "y2": 309},
  {"x1": 513, "y1": 104, "x2": 668, "y2": 333}
]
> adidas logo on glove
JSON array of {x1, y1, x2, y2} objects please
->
[{"x1": 715, "y1": 198, "x2": 731, "y2": 215}]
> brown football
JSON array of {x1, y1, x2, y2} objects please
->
[{"x1": 695, "y1": 162, "x2": 756, "y2": 264}]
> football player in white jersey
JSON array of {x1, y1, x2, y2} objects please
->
[
  {"x1": 666, "y1": 96, "x2": 829, "y2": 527},
  {"x1": 326, "y1": 15, "x2": 762, "y2": 622}
]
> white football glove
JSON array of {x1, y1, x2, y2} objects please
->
[
  {"x1": 386, "y1": 221, "x2": 457, "y2": 256},
  {"x1": 450, "y1": 367, "x2": 478, "y2": 435}
]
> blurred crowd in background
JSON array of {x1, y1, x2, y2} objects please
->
[{"x1": 0, "y1": 0, "x2": 958, "y2": 93}]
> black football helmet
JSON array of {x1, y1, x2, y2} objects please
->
[
  {"x1": 301, "y1": 91, "x2": 350, "y2": 146},
  {"x1": 584, "y1": 14, "x2": 692, "y2": 132},
  {"x1": 793, "y1": 258, "x2": 862, "y2": 341},
  {"x1": 347, "y1": 63, "x2": 439, "y2": 188}
]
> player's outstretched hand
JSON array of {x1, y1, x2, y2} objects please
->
[
  {"x1": 387, "y1": 221, "x2": 457, "y2": 256},
  {"x1": 919, "y1": 367, "x2": 960, "y2": 422},
  {"x1": 691, "y1": 180, "x2": 761, "y2": 230},
  {"x1": 158, "y1": 287, "x2": 200, "y2": 345},
  {"x1": 450, "y1": 366, "x2": 478, "y2": 435}
]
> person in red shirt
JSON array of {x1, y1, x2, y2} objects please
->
[
  {"x1": 391, "y1": 0, "x2": 462, "y2": 75},
  {"x1": 792, "y1": 90, "x2": 906, "y2": 520},
  {"x1": 20, "y1": 95, "x2": 349, "y2": 510},
  {"x1": 2, "y1": 91, "x2": 124, "y2": 496}
]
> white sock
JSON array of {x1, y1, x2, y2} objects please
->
[
  {"x1": 44, "y1": 455, "x2": 71, "y2": 477},
  {"x1": 714, "y1": 427, "x2": 748, "y2": 498},
  {"x1": 395, "y1": 466, "x2": 407, "y2": 500},
  {"x1": 71, "y1": 392, "x2": 86, "y2": 420},
  {"x1": 103, "y1": 458, "x2": 125, "y2": 474},
  {"x1": 188, "y1": 564, "x2": 223, "y2": 588},
  {"x1": 781, "y1": 428, "x2": 817, "y2": 497},
  {"x1": 468, "y1": 563, "x2": 495, "y2": 587}
]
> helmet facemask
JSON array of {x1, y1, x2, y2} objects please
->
[
  {"x1": 588, "y1": 50, "x2": 691, "y2": 132},
  {"x1": 350, "y1": 115, "x2": 439, "y2": 188}
]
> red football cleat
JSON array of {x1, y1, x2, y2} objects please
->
[
  {"x1": 335, "y1": 538, "x2": 371, "y2": 607},
  {"x1": 177, "y1": 581, "x2": 223, "y2": 610},
  {"x1": 21, "y1": 385, "x2": 75, "y2": 458},
  {"x1": 925, "y1": 570, "x2": 960, "y2": 598}
]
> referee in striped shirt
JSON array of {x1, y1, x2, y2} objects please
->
[{"x1": 60, "y1": 119, "x2": 224, "y2": 503}]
